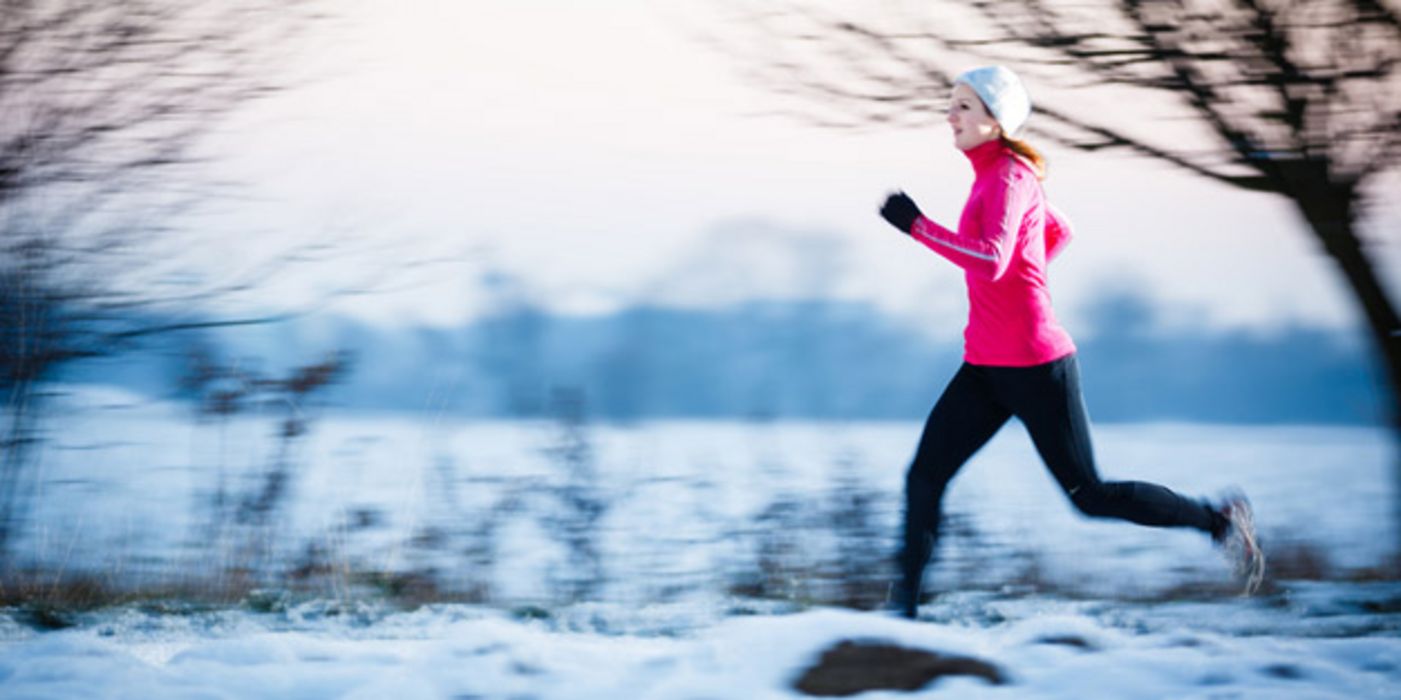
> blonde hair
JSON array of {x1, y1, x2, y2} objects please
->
[{"x1": 1001, "y1": 135, "x2": 1047, "y2": 180}]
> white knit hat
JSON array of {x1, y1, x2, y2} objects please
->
[{"x1": 954, "y1": 66, "x2": 1032, "y2": 137}]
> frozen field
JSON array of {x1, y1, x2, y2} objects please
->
[
  {"x1": 14, "y1": 387, "x2": 1395, "y2": 602},
  {"x1": 2, "y1": 387, "x2": 1398, "y2": 697}
]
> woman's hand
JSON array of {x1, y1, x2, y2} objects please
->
[{"x1": 880, "y1": 191, "x2": 922, "y2": 235}]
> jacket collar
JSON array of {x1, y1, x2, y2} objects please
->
[{"x1": 962, "y1": 138, "x2": 1006, "y2": 176}]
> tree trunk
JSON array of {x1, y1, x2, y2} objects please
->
[
  {"x1": 1297, "y1": 203, "x2": 1401, "y2": 428},
  {"x1": 1275, "y1": 161, "x2": 1399, "y2": 421},
  {"x1": 1295, "y1": 184, "x2": 1401, "y2": 562}
]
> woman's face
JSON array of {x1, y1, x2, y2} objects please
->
[{"x1": 947, "y1": 83, "x2": 1001, "y2": 151}]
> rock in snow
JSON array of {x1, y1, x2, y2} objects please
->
[{"x1": 792, "y1": 639, "x2": 1006, "y2": 695}]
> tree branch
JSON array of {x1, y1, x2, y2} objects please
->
[{"x1": 1034, "y1": 102, "x2": 1275, "y2": 191}]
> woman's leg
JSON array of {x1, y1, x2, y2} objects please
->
[
  {"x1": 1003, "y1": 354, "x2": 1217, "y2": 532},
  {"x1": 898, "y1": 364, "x2": 1012, "y2": 616}
]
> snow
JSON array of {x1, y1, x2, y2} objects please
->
[
  {"x1": 3, "y1": 388, "x2": 1398, "y2": 697},
  {"x1": 18, "y1": 395, "x2": 1395, "y2": 601},
  {"x1": 2, "y1": 586, "x2": 1399, "y2": 698}
]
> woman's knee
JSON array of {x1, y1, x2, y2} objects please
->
[{"x1": 1068, "y1": 482, "x2": 1124, "y2": 518}]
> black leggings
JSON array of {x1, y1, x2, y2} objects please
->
[{"x1": 899, "y1": 353, "x2": 1216, "y2": 591}]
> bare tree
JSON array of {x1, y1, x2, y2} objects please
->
[
  {"x1": 0, "y1": 0, "x2": 326, "y2": 559},
  {"x1": 707, "y1": 0, "x2": 1401, "y2": 431}
]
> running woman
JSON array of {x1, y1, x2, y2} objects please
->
[{"x1": 877, "y1": 65, "x2": 1264, "y2": 619}]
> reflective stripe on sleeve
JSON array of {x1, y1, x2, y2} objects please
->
[{"x1": 915, "y1": 229, "x2": 999, "y2": 262}]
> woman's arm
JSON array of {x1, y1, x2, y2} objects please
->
[
  {"x1": 909, "y1": 169, "x2": 1033, "y2": 281},
  {"x1": 1045, "y1": 203, "x2": 1073, "y2": 262}
]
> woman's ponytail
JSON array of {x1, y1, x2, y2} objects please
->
[{"x1": 1001, "y1": 136, "x2": 1047, "y2": 180}]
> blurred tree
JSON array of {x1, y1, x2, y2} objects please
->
[
  {"x1": 179, "y1": 346, "x2": 351, "y2": 588},
  {"x1": 712, "y1": 0, "x2": 1400, "y2": 433},
  {"x1": 541, "y1": 387, "x2": 607, "y2": 603},
  {"x1": 0, "y1": 0, "x2": 325, "y2": 559}
]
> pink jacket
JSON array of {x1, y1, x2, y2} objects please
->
[{"x1": 909, "y1": 139, "x2": 1077, "y2": 367}]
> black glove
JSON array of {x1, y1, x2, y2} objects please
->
[{"x1": 879, "y1": 191, "x2": 921, "y2": 235}]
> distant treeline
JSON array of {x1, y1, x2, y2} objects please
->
[{"x1": 64, "y1": 295, "x2": 1382, "y2": 425}]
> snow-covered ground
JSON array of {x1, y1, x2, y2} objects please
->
[
  {"x1": 17, "y1": 387, "x2": 1396, "y2": 601},
  {"x1": 3, "y1": 386, "x2": 1398, "y2": 697},
  {"x1": 2, "y1": 583, "x2": 1399, "y2": 698}
]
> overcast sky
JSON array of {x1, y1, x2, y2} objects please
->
[{"x1": 192, "y1": 0, "x2": 1401, "y2": 340}]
